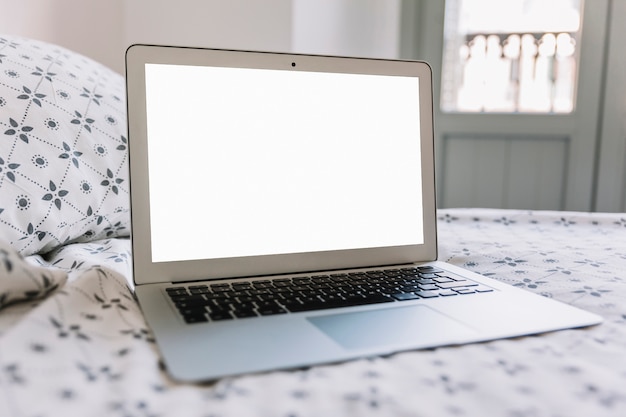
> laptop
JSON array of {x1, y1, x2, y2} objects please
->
[{"x1": 125, "y1": 44, "x2": 602, "y2": 382}]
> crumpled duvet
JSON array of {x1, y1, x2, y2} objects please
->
[{"x1": 1, "y1": 209, "x2": 625, "y2": 417}]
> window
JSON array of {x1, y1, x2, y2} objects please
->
[{"x1": 441, "y1": 0, "x2": 582, "y2": 113}]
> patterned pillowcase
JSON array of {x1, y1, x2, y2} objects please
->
[
  {"x1": 0, "y1": 35, "x2": 129, "y2": 255},
  {"x1": 0, "y1": 238, "x2": 67, "y2": 310}
]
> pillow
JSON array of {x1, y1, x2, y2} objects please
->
[
  {"x1": 0, "y1": 35, "x2": 129, "y2": 255},
  {"x1": 0, "y1": 238, "x2": 67, "y2": 310}
]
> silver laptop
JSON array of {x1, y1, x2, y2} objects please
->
[{"x1": 125, "y1": 44, "x2": 601, "y2": 382}]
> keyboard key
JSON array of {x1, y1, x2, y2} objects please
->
[
  {"x1": 168, "y1": 294, "x2": 191, "y2": 303},
  {"x1": 236, "y1": 295, "x2": 255, "y2": 304},
  {"x1": 399, "y1": 284, "x2": 421, "y2": 292},
  {"x1": 233, "y1": 309, "x2": 258, "y2": 318},
  {"x1": 418, "y1": 283, "x2": 439, "y2": 291},
  {"x1": 182, "y1": 313, "x2": 208, "y2": 323},
  {"x1": 166, "y1": 287, "x2": 188, "y2": 295},
  {"x1": 249, "y1": 289, "x2": 271, "y2": 296},
  {"x1": 415, "y1": 291, "x2": 439, "y2": 298},
  {"x1": 256, "y1": 294, "x2": 280, "y2": 302},
  {"x1": 319, "y1": 294, "x2": 345, "y2": 302},
  {"x1": 178, "y1": 307, "x2": 207, "y2": 316},
  {"x1": 417, "y1": 266, "x2": 444, "y2": 273},
  {"x1": 391, "y1": 292, "x2": 420, "y2": 301},
  {"x1": 257, "y1": 307, "x2": 287, "y2": 316},
  {"x1": 232, "y1": 283, "x2": 252, "y2": 291},
  {"x1": 210, "y1": 286, "x2": 232, "y2": 293},
  {"x1": 190, "y1": 287, "x2": 210, "y2": 294},
  {"x1": 437, "y1": 281, "x2": 479, "y2": 289},
  {"x1": 175, "y1": 299, "x2": 211, "y2": 309},
  {"x1": 255, "y1": 300, "x2": 286, "y2": 315},
  {"x1": 208, "y1": 311, "x2": 233, "y2": 321}
]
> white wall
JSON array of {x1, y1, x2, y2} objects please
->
[
  {"x1": 292, "y1": 0, "x2": 401, "y2": 58},
  {"x1": 0, "y1": 0, "x2": 402, "y2": 74},
  {"x1": 0, "y1": 0, "x2": 125, "y2": 73},
  {"x1": 123, "y1": 0, "x2": 293, "y2": 68},
  {"x1": 0, "y1": 0, "x2": 293, "y2": 74}
]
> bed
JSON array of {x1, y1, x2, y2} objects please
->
[{"x1": 1, "y1": 35, "x2": 625, "y2": 417}]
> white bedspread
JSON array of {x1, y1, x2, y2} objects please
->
[{"x1": 1, "y1": 208, "x2": 625, "y2": 417}]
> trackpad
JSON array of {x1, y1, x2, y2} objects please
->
[{"x1": 308, "y1": 305, "x2": 476, "y2": 350}]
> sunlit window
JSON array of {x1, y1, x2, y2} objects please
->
[{"x1": 441, "y1": 0, "x2": 582, "y2": 113}]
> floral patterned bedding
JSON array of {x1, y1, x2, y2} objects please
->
[
  {"x1": 1, "y1": 208, "x2": 625, "y2": 417},
  {"x1": 1, "y1": 34, "x2": 625, "y2": 417}
]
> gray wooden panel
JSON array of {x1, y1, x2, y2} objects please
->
[
  {"x1": 506, "y1": 139, "x2": 568, "y2": 210},
  {"x1": 441, "y1": 137, "x2": 507, "y2": 208},
  {"x1": 416, "y1": 1, "x2": 610, "y2": 211},
  {"x1": 440, "y1": 135, "x2": 569, "y2": 210},
  {"x1": 595, "y1": 0, "x2": 626, "y2": 212}
]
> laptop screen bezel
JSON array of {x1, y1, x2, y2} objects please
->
[{"x1": 126, "y1": 45, "x2": 438, "y2": 285}]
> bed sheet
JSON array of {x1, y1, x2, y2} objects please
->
[{"x1": 1, "y1": 208, "x2": 625, "y2": 417}]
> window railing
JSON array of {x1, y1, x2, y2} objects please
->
[
  {"x1": 441, "y1": 0, "x2": 582, "y2": 114},
  {"x1": 442, "y1": 32, "x2": 577, "y2": 113}
]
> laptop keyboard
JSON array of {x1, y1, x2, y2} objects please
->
[{"x1": 165, "y1": 266, "x2": 494, "y2": 324}]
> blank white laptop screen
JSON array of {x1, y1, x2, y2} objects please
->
[{"x1": 144, "y1": 63, "x2": 424, "y2": 263}]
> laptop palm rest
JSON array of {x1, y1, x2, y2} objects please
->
[{"x1": 308, "y1": 305, "x2": 477, "y2": 350}]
